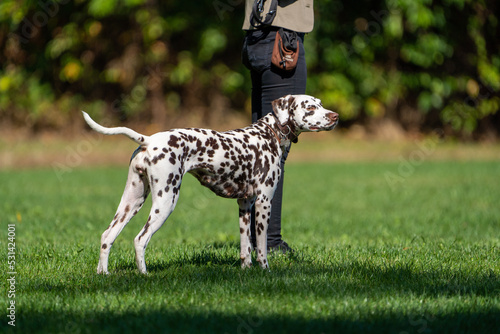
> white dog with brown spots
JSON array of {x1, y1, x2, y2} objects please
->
[{"x1": 82, "y1": 94, "x2": 338, "y2": 274}]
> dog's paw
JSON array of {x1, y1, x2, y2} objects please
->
[
  {"x1": 241, "y1": 260, "x2": 253, "y2": 269},
  {"x1": 97, "y1": 263, "x2": 110, "y2": 275},
  {"x1": 97, "y1": 269, "x2": 110, "y2": 275},
  {"x1": 257, "y1": 258, "x2": 269, "y2": 270}
]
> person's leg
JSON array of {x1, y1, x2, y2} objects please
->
[{"x1": 250, "y1": 33, "x2": 307, "y2": 250}]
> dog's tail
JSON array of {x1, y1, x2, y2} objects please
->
[{"x1": 82, "y1": 111, "x2": 150, "y2": 146}]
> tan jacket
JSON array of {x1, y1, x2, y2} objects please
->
[{"x1": 242, "y1": 0, "x2": 314, "y2": 33}]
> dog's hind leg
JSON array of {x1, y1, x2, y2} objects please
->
[
  {"x1": 133, "y1": 173, "x2": 183, "y2": 274},
  {"x1": 97, "y1": 166, "x2": 150, "y2": 274}
]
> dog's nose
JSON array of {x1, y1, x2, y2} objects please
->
[{"x1": 328, "y1": 112, "x2": 339, "y2": 122}]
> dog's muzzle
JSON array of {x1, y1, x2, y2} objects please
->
[{"x1": 327, "y1": 112, "x2": 339, "y2": 129}]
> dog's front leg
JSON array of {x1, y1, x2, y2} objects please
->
[
  {"x1": 254, "y1": 197, "x2": 271, "y2": 269},
  {"x1": 237, "y1": 198, "x2": 255, "y2": 268}
]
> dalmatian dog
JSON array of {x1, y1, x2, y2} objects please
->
[{"x1": 82, "y1": 94, "x2": 339, "y2": 274}]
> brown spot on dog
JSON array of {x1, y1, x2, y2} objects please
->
[
  {"x1": 257, "y1": 222, "x2": 264, "y2": 235},
  {"x1": 169, "y1": 152, "x2": 176, "y2": 165},
  {"x1": 152, "y1": 153, "x2": 165, "y2": 165},
  {"x1": 138, "y1": 221, "x2": 150, "y2": 241},
  {"x1": 168, "y1": 135, "x2": 180, "y2": 148}
]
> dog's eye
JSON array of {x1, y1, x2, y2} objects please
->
[{"x1": 306, "y1": 106, "x2": 317, "y2": 111}]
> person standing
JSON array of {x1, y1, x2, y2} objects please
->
[{"x1": 241, "y1": 0, "x2": 314, "y2": 252}]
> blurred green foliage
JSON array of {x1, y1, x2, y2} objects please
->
[{"x1": 0, "y1": 0, "x2": 498, "y2": 137}]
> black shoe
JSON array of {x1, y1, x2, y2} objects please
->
[{"x1": 268, "y1": 240, "x2": 294, "y2": 254}]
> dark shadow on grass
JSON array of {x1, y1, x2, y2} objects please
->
[
  {"x1": 114, "y1": 241, "x2": 242, "y2": 272},
  {"x1": 325, "y1": 260, "x2": 500, "y2": 297},
  {"x1": 25, "y1": 252, "x2": 499, "y2": 301},
  {"x1": 139, "y1": 246, "x2": 500, "y2": 299},
  {"x1": 19, "y1": 244, "x2": 500, "y2": 334},
  {"x1": 9, "y1": 308, "x2": 500, "y2": 334},
  {"x1": 24, "y1": 240, "x2": 500, "y2": 299}
]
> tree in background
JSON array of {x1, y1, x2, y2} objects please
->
[
  {"x1": 310, "y1": 0, "x2": 499, "y2": 138},
  {"x1": 0, "y1": 0, "x2": 498, "y2": 139}
]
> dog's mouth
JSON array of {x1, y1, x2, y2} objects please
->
[
  {"x1": 327, "y1": 120, "x2": 339, "y2": 130},
  {"x1": 310, "y1": 121, "x2": 338, "y2": 132}
]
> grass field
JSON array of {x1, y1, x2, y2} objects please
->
[{"x1": 1, "y1": 157, "x2": 500, "y2": 333}]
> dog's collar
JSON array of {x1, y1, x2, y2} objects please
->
[
  {"x1": 269, "y1": 111, "x2": 299, "y2": 144},
  {"x1": 263, "y1": 122, "x2": 281, "y2": 144}
]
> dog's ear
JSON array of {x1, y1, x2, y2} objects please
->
[{"x1": 272, "y1": 95, "x2": 295, "y2": 125}]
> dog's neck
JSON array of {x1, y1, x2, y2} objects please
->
[{"x1": 260, "y1": 113, "x2": 299, "y2": 147}]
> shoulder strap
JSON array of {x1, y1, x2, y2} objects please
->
[{"x1": 250, "y1": 0, "x2": 278, "y2": 28}]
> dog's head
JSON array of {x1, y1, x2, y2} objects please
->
[{"x1": 271, "y1": 95, "x2": 339, "y2": 133}]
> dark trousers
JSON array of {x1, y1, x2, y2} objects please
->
[{"x1": 242, "y1": 28, "x2": 307, "y2": 246}]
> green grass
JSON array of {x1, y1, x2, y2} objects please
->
[{"x1": 1, "y1": 161, "x2": 499, "y2": 333}]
